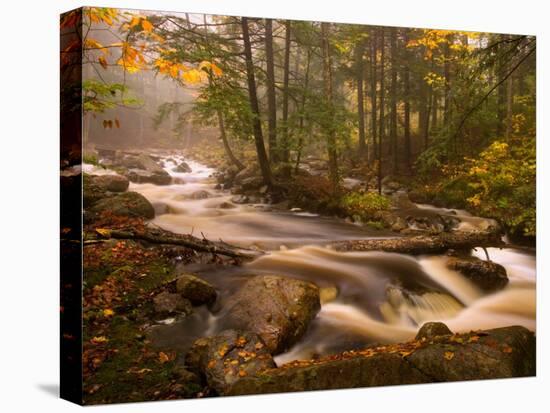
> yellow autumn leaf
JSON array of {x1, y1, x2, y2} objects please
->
[
  {"x1": 444, "y1": 351, "x2": 454, "y2": 360},
  {"x1": 98, "y1": 56, "x2": 108, "y2": 69},
  {"x1": 103, "y1": 309, "x2": 115, "y2": 317},
  {"x1": 129, "y1": 16, "x2": 141, "y2": 28},
  {"x1": 91, "y1": 336, "x2": 108, "y2": 344},
  {"x1": 182, "y1": 69, "x2": 203, "y2": 84},
  {"x1": 141, "y1": 19, "x2": 153, "y2": 33},
  {"x1": 95, "y1": 228, "x2": 111, "y2": 238}
]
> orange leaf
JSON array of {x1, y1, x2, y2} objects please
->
[
  {"x1": 141, "y1": 19, "x2": 153, "y2": 33},
  {"x1": 159, "y1": 351, "x2": 170, "y2": 364},
  {"x1": 444, "y1": 351, "x2": 454, "y2": 360}
]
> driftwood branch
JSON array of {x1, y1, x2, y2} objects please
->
[
  {"x1": 328, "y1": 230, "x2": 504, "y2": 255},
  {"x1": 94, "y1": 228, "x2": 262, "y2": 259}
]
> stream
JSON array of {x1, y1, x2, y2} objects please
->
[{"x1": 85, "y1": 154, "x2": 536, "y2": 365}]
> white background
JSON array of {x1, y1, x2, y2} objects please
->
[{"x1": 0, "y1": 0, "x2": 547, "y2": 411}]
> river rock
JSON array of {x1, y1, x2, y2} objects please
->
[
  {"x1": 173, "y1": 161, "x2": 192, "y2": 173},
  {"x1": 88, "y1": 191, "x2": 155, "y2": 220},
  {"x1": 153, "y1": 291, "x2": 192, "y2": 316},
  {"x1": 176, "y1": 274, "x2": 217, "y2": 305},
  {"x1": 152, "y1": 202, "x2": 170, "y2": 216},
  {"x1": 415, "y1": 322, "x2": 453, "y2": 339},
  {"x1": 227, "y1": 325, "x2": 535, "y2": 396},
  {"x1": 188, "y1": 190, "x2": 210, "y2": 200},
  {"x1": 126, "y1": 169, "x2": 172, "y2": 185},
  {"x1": 218, "y1": 201, "x2": 236, "y2": 209},
  {"x1": 446, "y1": 256, "x2": 508, "y2": 292},
  {"x1": 219, "y1": 275, "x2": 321, "y2": 354},
  {"x1": 90, "y1": 174, "x2": 129, "y2": 192},
  {"x1": 83, "y1": 174, "x2": 108, "y2": 207},
  {"x1": 186, "y1": 330, "x2": 275, "y2": 395}
]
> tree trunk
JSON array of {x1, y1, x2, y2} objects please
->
[
  {"x1": 378, "y1": 27, "x2": 385, "y2": 194},
  {"x1": 356, "y1": 39, "x2": 366, "y2": 155},
  {"x1": 443, "y1": 35, "x2": 452, "y2": 124},
  {"x1": 281, "y1": 20, "x2": 292, "y2": 164},
  {"x1": 390, "y1": 28, "x2": 398, "y2": 174},
  {"x1": 321, "y1": 22, "x2": 339, "y2": 194},
  {"x1": 329, "y1": 230, "x2": 504, "y2": 255},
  {"x1": 369, "y1": 30, "x2": 378, "y2": 163},
  {"x1": 217, "y1": 108, "x2": 245, "y2": 171},
  {"x1": 295, "y1": 49, "x2": 311, "y2": 173},
  {"x1": 241, "y1": 17, "x2": 273, "y2": 186},
  {"x1": 264, "y1": 19, "x2": 278, "y2": 163},
  {"x1": 403, "y1": 30, "x2": 412, "y2": 172}
]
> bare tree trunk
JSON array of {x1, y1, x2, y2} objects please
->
[
  {"x1": 355, "y1": 38, "x2": 366, "y2": 155},
  {"x1": 295, "y1": 49, "x2": 311, "y2": 173},
  {"x1": 321, "y1": 22, "x2": 339, "y2": 194},
  {"x1": 217, "y1": 109, "x2": 245, "y2": 170},
  {"x1": 377, "y1": 27, "x2": 385, "y2": 194},
  {"x1": 369, "y1": 30, "x2": 378, "y2": 163},
  {"x1": 390, "y1": 27, "x2": 398, "y2": 174},
  {"x1": 281, "y1": 20, "x2": 292, "y2": 165},
  {"x1": 443, "y1": 35, "x2": 452, "y2": 124},
  {"x1": 403, "y1": 30, "x2": 412, "y2": 172},
  {"x1": 264, "y1": 18, "x2": 278, "y2": 163},
  {"x1": 241, "y1": 17, "x2": 273, "y2": 186}
]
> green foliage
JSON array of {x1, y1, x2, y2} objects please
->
[
  {"x1": 83, "y1": 153, "x2": 100, "y2": 166},
  {"x1": 83, "y1": 80, "x2": 142, "y2": 113},
  {"x1": 341, "y1": 191, "x2": 391, "y2": 222},
  {"x1": 465, "y1": 139, "x2": 536, "y2": 236}
]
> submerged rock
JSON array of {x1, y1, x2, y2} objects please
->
[
  {"x1": 176, "y1": 274, "x2": 217, "y2": 305},
  {"x1": 188, "y1": 190, "x2": 210, "y2": 200},
  {"x1": 88, "y1": 191, "x2": 155, "y2": 220},
  {"x1": 153, "y1": 291, "x2": 192, "y2": 316},
  {"x1": 447, "y1": 256, "x2": 509, "y2": 292},
  {"x1": 219, "y1": 275, "x2": 321, "y2": 354},
  {"x1": 186, "y1": 330, "x2": 275, "y2": 395},
  {"x1": 227, "y1": 325, "x2": 535, "y2": 396}
]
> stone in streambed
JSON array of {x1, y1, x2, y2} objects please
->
[
  {"x1": 185, "y1": 330, "x2": 275, "y2": 395},
  {"x1": 90, "y1": 174, "x2": 129, "y2": 192},
  {"x1": 173, "y1": 161, "x2": 192, "y2": 173},
  {"x1": 415, "y1": 321, "x2": 453, "y2": 340},
  {"x1": 88, "y1": 191, "x2": 155, "y2": 220},
  {"x1": 219, "y1": 275, "x2": 321, "y2": 354},
  {"x1": 153, "y1": 291, "x2": 192, "y2": 316},
  {"x1": 446, "y1": 256, "x2": 508, "y2": 292},
  {"x1": 176, "y1": 274, "x2": 217, "y2": 305}
]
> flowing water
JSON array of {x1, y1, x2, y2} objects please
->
[{"x1": 85, "y1": 155, "x2": 536, "y2": 365}]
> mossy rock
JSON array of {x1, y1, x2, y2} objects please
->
[{"x1": 89, "y1": 191, "x2": 155, "y2": 220}]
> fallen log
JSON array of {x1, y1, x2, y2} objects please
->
[
  {"x1": 328, "y1": 230, "x2": 504, "y2": 255},
  {"x1": 93, "y1": 227, "x2": 262, "y2": 260}
]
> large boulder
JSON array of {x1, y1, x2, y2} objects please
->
[
  {"x1": 126, "y1": 169, "x2": 172, "y2": 185},
  {"x1": 186, "y1": 330, "x2": 275, "y2": 395},
  {"x1": 228, "y1": 325, "x2": 536, "y2": 396},
  {"x1": 219, "y1": 275, "x2": 321, "y2": 354},
  {"x1": 88, "y1": 191, "x2": 155, "y2": 220},
  {"x1": 90, "y1": 174, "x2": 129, "y2": 193},
  {"x1": 447, "y1": 256, "x2": 509, "y2": 292},
  {"x1": 176, "y1": 274, "x2": 217, "y2": 305},
  {"x1": 83, "y1": 174, "x2": 108, "y2": 208}
]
